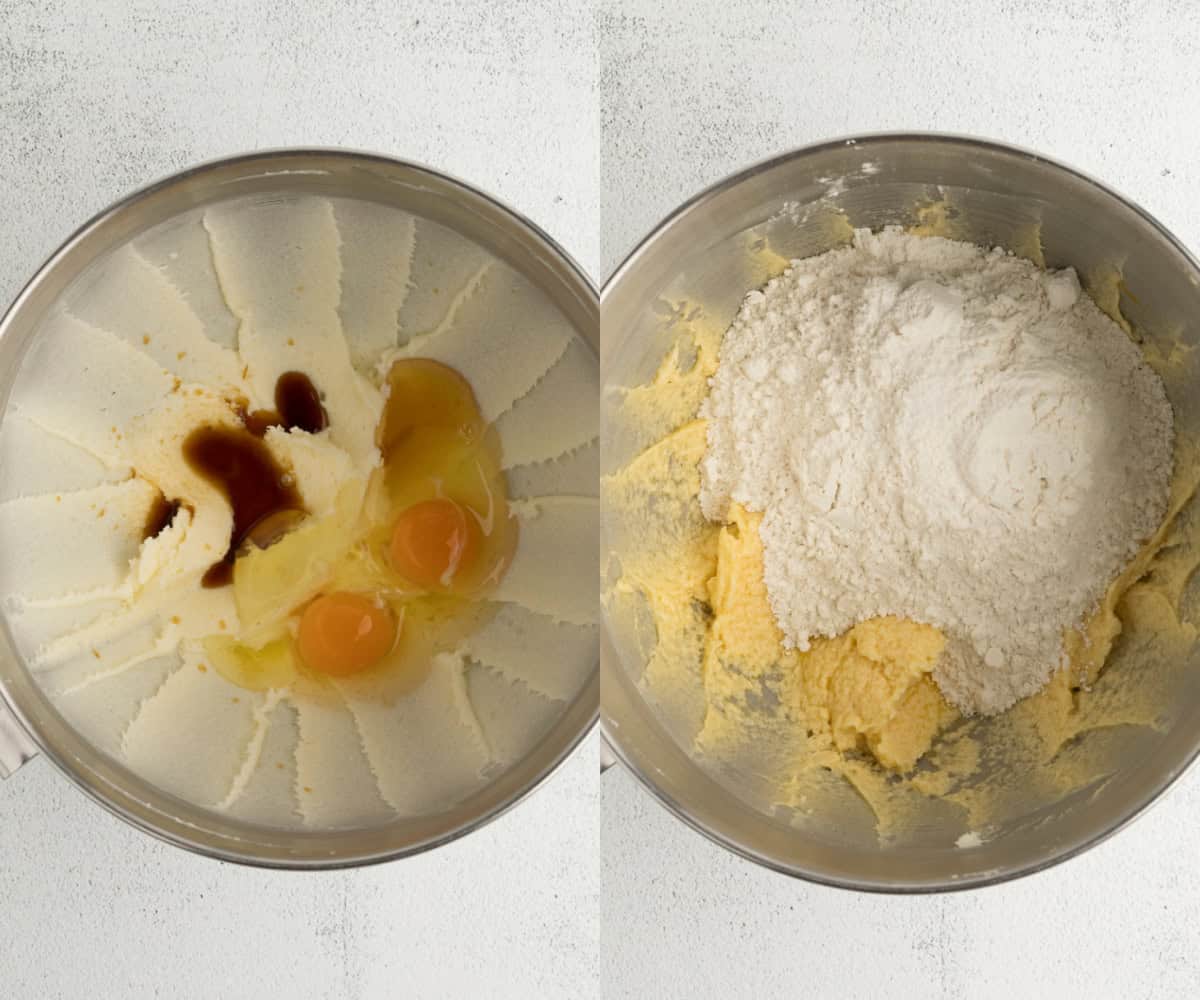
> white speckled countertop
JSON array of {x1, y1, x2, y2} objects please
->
[
  {"x1": 0, "y1": 3, "x2": 597, "y2": 998},
  {"x1": 599, "y1": 2, "x2": 1200, "y2": 997}
]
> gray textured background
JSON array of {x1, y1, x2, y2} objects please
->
[
  {"x1": 600, "y1": 2, "x2": 1200, "y2": 998},
  {"x1": 0, "y1": 3, "x2": 597, "y2": 999}
]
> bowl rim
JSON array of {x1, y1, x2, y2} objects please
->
[
  {"x1": 0, "y1": 146, "x2": 599, "y2": 869},
  {"x1": 599, "y1": 129, "x2": 1200, "y2": 893}
]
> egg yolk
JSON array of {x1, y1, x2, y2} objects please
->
[
  {"x1": 389, "y1": 497, "x2": 480, "y2": 590},
  {"x1": 297, "y1": 592, "x2": 397, "y2": 676}
]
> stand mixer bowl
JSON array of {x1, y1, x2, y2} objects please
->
[
  {"x1": 0, "y1": 149, "x2": 598, "y2": 868},
  {"x1": 601, "y1": 133, "x2": 1200, "y2": 891}
]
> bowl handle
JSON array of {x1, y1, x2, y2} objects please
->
[
  {"x1": 0, "y1": 700, "x2": 37, "y2": 778},
  {"x1": 600, "y1": 738, "x2": 617, "y2": 774}
]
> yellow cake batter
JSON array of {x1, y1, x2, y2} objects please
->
[{"x1": 602, "y1": 213, "x2": 1200, "y2": 842}]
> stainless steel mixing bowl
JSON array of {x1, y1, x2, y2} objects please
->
[
  {"x1": 601, "y1": 133, "x2": 1200, "y2": 891},
  {"x1": 0, "y1": 149, "x2": 598, "y2": 867}
]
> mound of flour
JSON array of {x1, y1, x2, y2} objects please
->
[{"x1": 699, "y1": 228, "x2": 1174, "y2": 716}]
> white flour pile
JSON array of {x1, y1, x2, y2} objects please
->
[{"x1": 700, "y1": 228, "x2": 1174, "y2": 715}]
